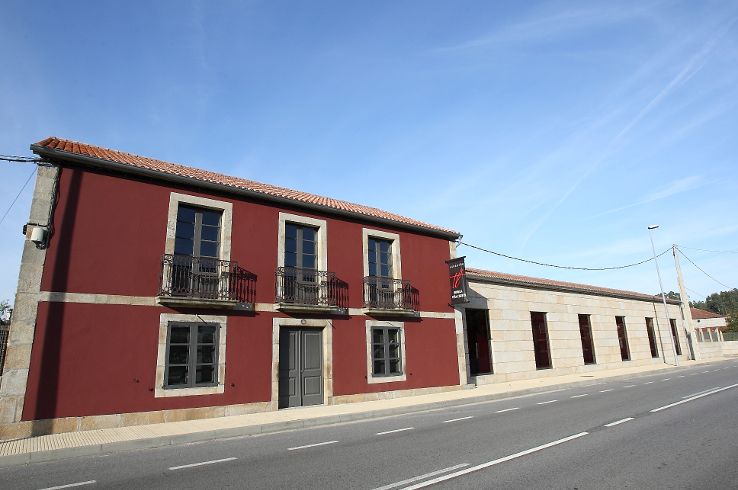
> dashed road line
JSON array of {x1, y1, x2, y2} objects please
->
[
  {"x1": 377, "y1": 427, "x2": 414, "y2": 436},
  {"x1": 624, "y1": 385, "x2": 636, "y2": 388},
  {"x1": 401, "y1": 432, "x2": 589, "y2": 489},
  {"x1": 644, "y1": 381, "x2": 654, "y2": 385},
  {"x1": 599, "y1": 389, "x2": 613, "y2": 393},
  {"x1": 662, "y1": 378, "x2": 671, "y2": 381},
  {"x1": 372, "y1": 463, "x2": 470, "y2": 490},
  {"x1": 443, "y1": 416, "x2": 474, "y2": 424},
  {"x1": 39, "y1": 482, "x2": 96, "y2": 490},
  {"x1": 571, "y1": 394, "x2": 589, "y2": 398},
  {"x1": 537, "y1": 400, "x2": 558, "y2": 405},
  {"x1": 169, "y1": 457, "x2": 237, "y2": 471},
  {"x1": 604, "y1": 417, "x2": 634, "y2": 427},
  {"x1": 495, "y1": 407, "x2": 519, "y2": 413},
  {"x1": 288, "y1": 440, "x2": 338, "y2": 451},
  {"x1": 681, "y1": 387, "x2": 720, "y2": 399},
  {"x1": 678, "y1": 375, "x2": 685, "y2": 378},
  {"x1": 651, "y1": 383, "x2": 738, "y2": 413}
]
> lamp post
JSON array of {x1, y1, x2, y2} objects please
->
[{"x1": 648, "y1": 225, "x2": 679, "y2": 366}]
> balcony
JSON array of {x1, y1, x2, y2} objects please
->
[
  {"x1": 157, "y1": 254, "x2": 256, "y2": 309},
  {"x1": 275, "y1": 266, "x2": 348, "y2": 313},
  {"x1": 363, "y1": 276, "x2": 418, "y2": 316}
]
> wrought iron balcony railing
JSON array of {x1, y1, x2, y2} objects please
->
[
  {"x1": 363, "y1": 276, "x2": 418, "y2": 312},
  {"x1": 275, "y1": 266, "x2": 348, "y2": 310},
  {"x1": 159, "y1": 254, "x2": 256, "y2": 305}
]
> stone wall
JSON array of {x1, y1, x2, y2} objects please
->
[{"x1": 462, "y1": 280, "x2": 689, "y2": 384}]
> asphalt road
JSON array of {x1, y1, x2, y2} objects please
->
[{"x1": 2, "y1": 359, "x2": 737, "y2": 489}]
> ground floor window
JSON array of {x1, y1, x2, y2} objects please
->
[
  {"x1": 616, "y1": 316, "x2": 630, "y2": 361},
  {"x1": 670, "y1": 319, "x2": 682, "y2": 355},
  {"x1": 366, "y1": 320, "x2": 406, "y2": 384},
  {"x1": 165, "y1": 323, "x2": 219, "y2": 388},
  {"x1": 156, "y1": 313, "x2": 226, "y2": 398},
  {"x1": 530, "y1": 312, "x2": 552, "y2": 370},
  {"x1": 372, "y1": 327, "x2": 402, "y2": 376},
  {"x1": 645, "y1": 317, "x2": 659, "y2": 358},
  {"x1": 578, "y1": 314, "x2": 596, "y2": 365}
]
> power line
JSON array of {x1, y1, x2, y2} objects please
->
[
  {"x1": 0, "y1": 167, "x2": 36, "y2": 226},
  {"x1": 0, "y1": 154, "x2": 43, "y2": 163},
  {"x1": 678, "y1": 248, "x2": 735, "y2": 291},
  {"x1": 458, "y1": 240, "x2": 671, "y2": 271},
  {"x1": 679, "y1": 245, "x2": 738, "y2": 254}
]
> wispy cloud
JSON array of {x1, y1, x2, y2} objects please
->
[
  {"x1": 437, "y1": 3, "x2": 659, "y2": 52},
  {"x1": 597, "y1": 175, "x2": 703, "y2": 216}
]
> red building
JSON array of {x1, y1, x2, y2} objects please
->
[{"x1": 0, "y1": 137, "x2": 464, "y2": 438}]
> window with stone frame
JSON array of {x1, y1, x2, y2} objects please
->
[
  {"x1": 165, "y1": 322, "x2": 219, "y2": 389},
  {"x1": 371, "y1": 327, "x2": 403, "y2": 377}
]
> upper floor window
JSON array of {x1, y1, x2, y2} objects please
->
[
  {"x1": 175, "y1": 205, "x2": 222, "y2": 259},
  {"x1": 285, "y1": 223, "x2": 318, "y2": 270},
  {"x1": 368, "y1": 237, "x2": 393, "y2": 278}
]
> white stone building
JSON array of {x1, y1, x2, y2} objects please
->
[{"x1": 458, "y1": 268, "x2": 693, "y2": 384}]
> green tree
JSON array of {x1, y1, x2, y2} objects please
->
[{"x1": 0, "y1": 300, "x2": 10, "y2": 325}]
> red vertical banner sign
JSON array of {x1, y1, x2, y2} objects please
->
[{"x1": 446, "y1": 256, "x2": 469, "y2": 304}]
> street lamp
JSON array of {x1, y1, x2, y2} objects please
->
[{"x1": 648, "y1": 225, "x2": 679, "y2": 366}]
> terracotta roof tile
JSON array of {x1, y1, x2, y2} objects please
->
[
  {"x1": 466, "y1": 267, "x2": 680, "y2": 304},
  {"x1": 32, "y1": 137, "x2": 458, "y2": 237},
  {"x1": 690, "y1": 307, "x2": 724, "y2": 320}
]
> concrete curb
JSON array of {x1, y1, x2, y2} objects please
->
[{"x1": 0, "y1": 359, "x2": 724, "y2": 468}]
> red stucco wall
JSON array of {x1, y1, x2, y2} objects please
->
[{"x1": 23, "y1": 165, "x2": 460, "y2": 420}]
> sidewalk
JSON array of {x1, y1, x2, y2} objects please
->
[{"x1": 0, "y1": 359, "x2": 716, "y2": 467}]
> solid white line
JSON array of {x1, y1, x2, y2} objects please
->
[
  {"x1": 651, "y1": 383, "x2": 738, "y2": 413},
  {"x1": 372, "y1": 463, "x2": 470, "y2": 490},
  {"x1": 681, "y1": 387, "x2": 720, "y2": 399},
  {"x1": 604, "y1": 417, "x2": 634, "y2": 427},
  {"x1": 288, "y1": 440, "x2": 338, "y2": 451},
  {"x1": 376, "y1": 427, "x2": 414, "y2": 436},
  {"x1": 599, "y1": 389, "x2": 614, "y2": 393},
  {"x1": 39, "y1": 482, "x2": 96, "y2": 490},
  {"x1": 443, "y1": 416, "x2": 474, "y2": 423},
  {"x1": 169, "y1": 457, "x2": 237, "y2": 470},
  {"x1": 402, "y1": 432, "x2": 589, "y2": 489},
  {"x1": 570, "y1": 394, "x2": 589, "y2": 398},
  {"x1": 495, "y1": 407, "x2": 519, "y2": 413},
  {"x1": 537, "y1": 400, "x2": 558, "y2": 405},
  {"x1": 624, "y1": 385, "x2": 636, "y2": 388}
]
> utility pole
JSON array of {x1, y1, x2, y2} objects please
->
[
  {"x1": 673, "y1": 244, "x2": 700, "y2": 360},
  {"x1": 648, "y1": 226, "x2": 679, "y2": 366}
]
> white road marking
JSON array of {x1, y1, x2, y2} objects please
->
[
  {"x1": 689, "y1": 373, "x2": 698, "y2": 376},
  {"x1": 651, "y1": 383, "x2": 738, "y2": 413},
  {"x1": 644, "y1": 381, "x2": 654, "y2": 385},
  {"x1": 681, "y1": 387, "x2": 721, "y2": 399},
  {"x1": 599, "y1": 389, "x2": 613, "y2": 393},
  {"x1": 443, "y1": 416, "x2": 474, "y2": 423},
  {"x1": 169, "y1": 457, "x2": 237, "y2": 470},
  {"x1": 372, "y1": 463, "x2": 469, "y2": 490},
  {"x1": 288, "y1": 440, "x2": 338, "y2": 451},
  {"x1": 702, "y1": 370, "x2": 710, "y2": 373},
  {"x1": 570, "y1": 394, "x2": 589, "y2": 398},
  {"x1": 662, "y1": 378, "x2": 671, "y2": 381},
  {"x1": 537, "y1": 400, "x2": 558, "y2": 405},
  {"x1": 39, "y1": 482, "x2": 96, "y2": 490},
  {"x1": 495, "y1": 407, "x2": 519, "y2": 413},
  {"x1": 376, "y1": 427, "x2": 414, "y2": 436},
  {"x1": 604, "y1": 417, "x2": 634, "y2": 427},
  {"x1": 402, "y1": 432, "x2": 589, "y2": 489},
  {"x1": 678, "y1": 375, "x2": 685, "y2": 378},
  {"x1": 624, "y1": 385, "x2": 636, "y2": 388}
]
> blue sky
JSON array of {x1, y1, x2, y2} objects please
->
[{"x1": 1, "y1": 0, "x2": 737, "y2": 305}]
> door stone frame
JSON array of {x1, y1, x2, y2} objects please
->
[{"x1": 271, "y1": 318, "x2": 333, "y2": 407}]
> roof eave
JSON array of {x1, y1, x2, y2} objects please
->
[
  {"x1": 31, "y1": 144, "x2": 461, "y2": 241},
  {"x1": 466, "y1": 272, "x2": 682, "y2": 305}
]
